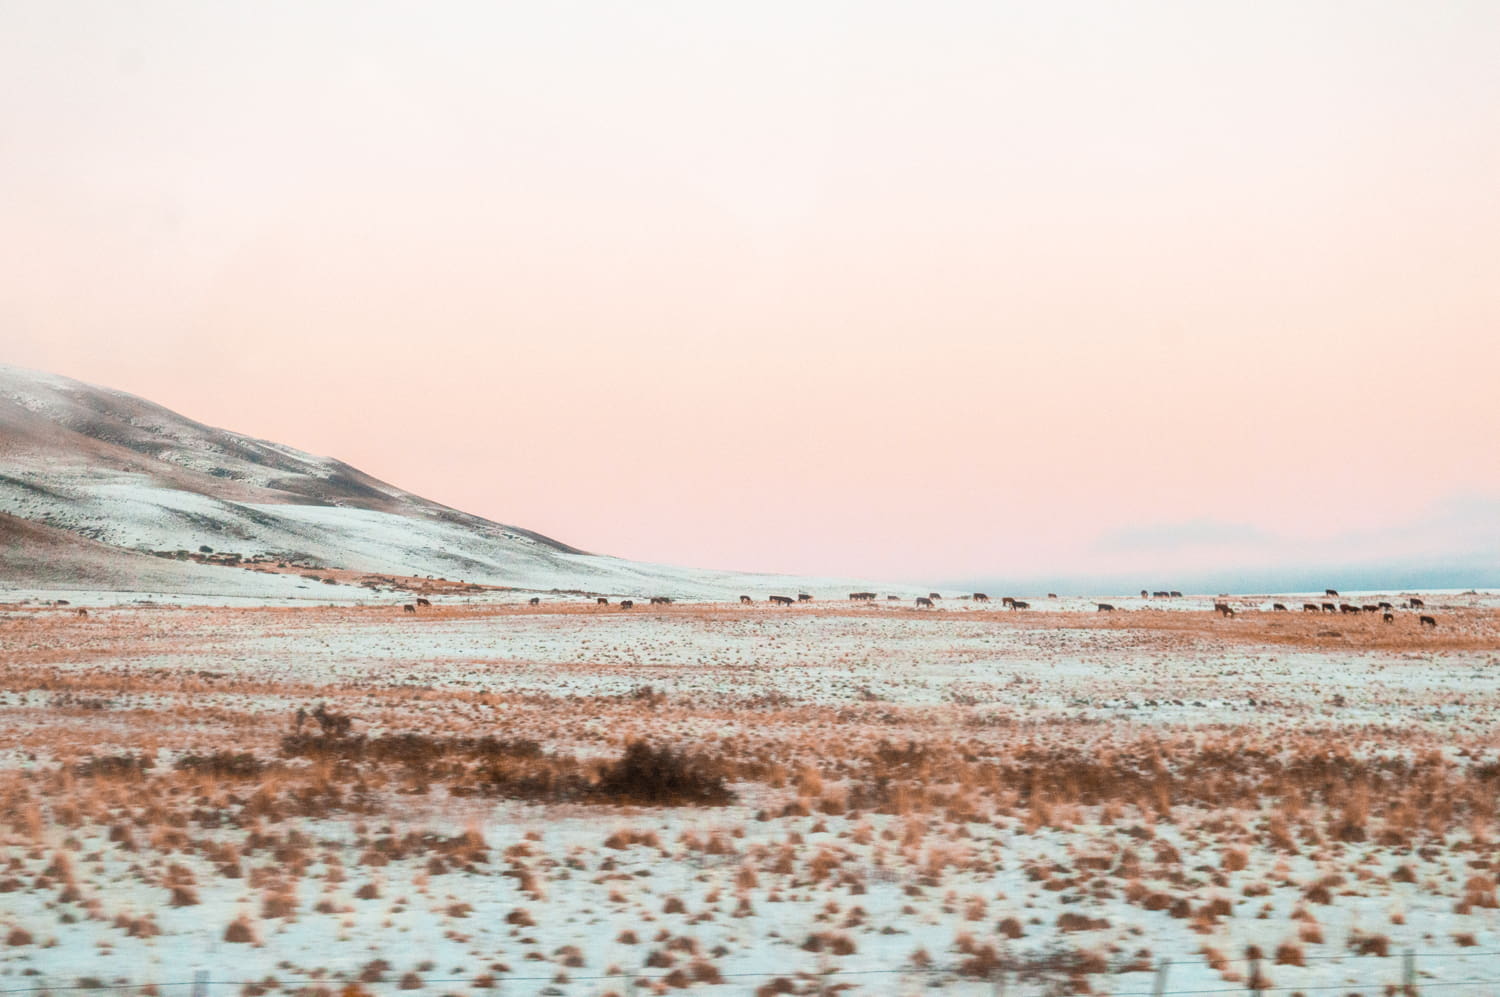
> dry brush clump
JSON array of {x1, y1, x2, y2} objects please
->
[{"x1": 276, "y1": 707, "x2": 733, "y2": 807}]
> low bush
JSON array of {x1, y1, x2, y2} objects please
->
[
  {"x1": 176, "y1": 752, "x2": 265, "y2": 778},
  {"x1": 589, "y1": 741, "x2": 732, "y2": 806},
  {"x1": 75, "y1": 754, "x2": 153, "y2": 778}
]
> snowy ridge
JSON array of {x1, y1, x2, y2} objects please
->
[{"x1": 0, "y1": 365, "x2": 879, "y2": 599}]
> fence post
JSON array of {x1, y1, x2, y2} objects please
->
[
  {"x1": 1404, "y1": 948, "x2": 1417, "y2": 996},
  {"x1": 191, "y1": 969, "x2": 209, "y2": 997},
  {"x1": 1152, "y1": 959, "x2": 1169, "y2": 997}
]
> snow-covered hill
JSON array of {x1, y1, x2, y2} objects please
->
[{"x1": 0, "y1": 365, "x2": 872, "y2": 599}]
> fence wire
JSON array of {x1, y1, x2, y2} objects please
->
[{"x1": 1, "y1": 948, "x2": 1496, "y2": 997}]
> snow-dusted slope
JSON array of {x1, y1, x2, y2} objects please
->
[{"x1": 0, "y1": 365, "x2": 871, "y2": 598}]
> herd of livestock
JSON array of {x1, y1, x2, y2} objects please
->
[{"x1": 394, "y1": 587, "x2": 1445, "y2": 626}]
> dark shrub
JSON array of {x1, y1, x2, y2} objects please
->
[
  {"x1": 590, "y1": 741, "x2": 732, "y2": 806},
  {"x1": 75, "y1": 754, "x2": 154, "y2": 778},
  {"x1": 176, "y1": 752, "x2": 265, "y2": 778}
]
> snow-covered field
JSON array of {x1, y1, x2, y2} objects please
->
[{"x1": 2, "y1": 593, "x2": 1498, "y2": 995}]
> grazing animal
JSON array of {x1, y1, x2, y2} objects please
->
[
  {"x1": 1097, "y1": 603, "x2": 1115, "y2": 612},
  {"x1": 1383, "y1": 612, "x2": 1394, "y2": 623},
  {"x1": 740, "y1": 595, "x2": 752, "y2": 604},
  {"x1": 528, "y1": 597, "x2": 540, "y2": 606},
  {"x1": 798, "y1": 593, "x2": 813, "y2": 602},
  {"x1": 849, "y1": 592, "x2": 877, "y2": 602},
  {"x1": 769, "y1": 595, "x2": 794, "y2": 606},
  {"x1": 1419, "y1": 614, "x2": 1437, "y2": 628},
  {"x1": 1339, "y1": 604, "x2": 1359, "y2": 614},
  {"x1": 1325, "y1": 589, "x2": 1339, "y2": 597},
  {"x1": 1011, "y1": 600, "x2": 1029, "y2": 610},
  {"x1": 1153, "y1": 591, "x2": 1170, "y2": 598},
  {"x1": 597, "y1": 597, "x2": 609, "y2": 605},
  {"x1": 1362, "y1": 605, "x2": 1379, "y2": 613},
  {"x1": 1303, "y1": 603, "x2": 1320, "y2": 612},
  {"x1": 1141, "y1": 590, "x2": 1149, "y2": 598},
  {"x1": 915, "y1": 597, "x2": 934, "y2": 608},
  {"x1": 1215, "y1": 602, "x2": 1234, "y2": 617},
  {"x1": 1048, "y1": 593, "x2": 1058, "y2": 599},
  {"x1": 1169, "y1": 591, "x2": 1183, "y2": 598},
  {"x1": 402, "y1": 604, "x2": 416, "y2": 614},
  {"x1": 75, "y1": 608, "x2": 88, "y2": 617},
  {"x1": 649, "y1": 596, "x2": 672, "y2": 605},
  {"x1": 1322, "y1": 602, "x2": 1336, "y2": 613},
  {"x1": 415, "y1": 597, "x2": 431, "y2": 607},
  {"x1": 1408, "y1": 598, "x2": 1425, "y2": 609},
  {"x1": 55, "y1": 600, "x2": 70, "y2": 606},
  {"x1": 928, "y1": 592, "x2": 942, "y2": 600},
  {"x1": 887, "y1": 595, "x2": 900, "y2": 600},
  {"x1": 1001, "y1": 597, "x2": 1017, "y2": 608},
  {"x1": 973, "y1": 593, "x2": 990, "y2": 602},
  {"x1": 1273, "y1": 603, "x2": 1288, "y2": 612},
  {"x1": 620, "y1": 600, "x2": 634, "y2": 609}
]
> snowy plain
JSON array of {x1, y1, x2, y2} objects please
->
[{"x1": 2, "y1": 592, "x2": 1499, "y2": 996}]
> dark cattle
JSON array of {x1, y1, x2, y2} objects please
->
[
  {"x1": 1273, "y1": 603, "x2": 1288, "y2": 612},
  {"x1": 769, "y1": 596, "x2": 794, "y2": 606},
  {"x1": 528, "y1": 597, "x2": 540, "y2": 606},
  {"x1": 415, "y1": 598, "x2": 431, "y2": 607},
  {"x1": 798, "y1": 594, "x2": 813, "y2": 602},
  {"x1": 1303, "y1": 603, "x2": 1320, "y2": 612},
  {"x1": 1326, "y1": 589, "x2": 1339, "y2": 597},
  {"x1": 620, "y1": 600, "x2": 635, "y2": 610},
  {"x1": 1048, "y1": 593, "x2": 1058, "y2": 599},
  {"x1": 1097, "y1": 603, "x2": 1115, "y2": 612},
  {"x1": 887, "y1": 595, "x2": 900, "y2": 601},
  {"x1": 55, "y1": 600, "x2": 70, "y2": 606},
  {"x1": 1322, "y1": 602, "x2": 1336, "y2": 613},
  {"x1": 849, "y1": 592, "x2": 877, "y2": 602},
  {"x1": 915, "y1": 597, "x2": 934, "y2": 608},
  {"x1": 928, "y1": 592, "x2": 942, "y2": 600},
  {"x1": 1153, "y1": 591, "x2": 1170, "y2": 599},
  {"x1": 1169, "y1": 591, "x2": 1183, "y2": 598},
  {"x1": 1339, "y1": 604, "x2": 1359, "y2": 614},
  {"x1": 1408, "y1": 598, "x2": 1425, "y2": 609},
  {"x1": 740, "y1": 595, "x2": 752, "y2": 604},
  {"x1": 75, "y1": 608, "x2": 88, "y2": 617},
  {"x1": 1011, "y1": 600, "x2": 1030, "y2": 610},
  {"x1": 402, "y1": 604, "x2": 416, "y2": 614},
  {"x1": 597, "y1": 597, "x2": 609, "y2": 606},
  {"x1": 1001, "y1": 597, "x2": 1017, "y2": 608},
  {"x1": 1141, "y1": 590, "x2": 1149, "y2": 598},
  {"x1": 1215, "y1": 602, "x2": 1234, "y2": 617},
  {"x1": 1362, "y1": 605, "x2": 1379, "y2": 613},
  {"x1": 1383, "y1": 612, "x2": 1394, "y2": 623},
  {"x1": 1419, "y1": 615, "x2": 1437, "y2": 628},
  {"x1": 649, "y1": 596, "x2": 672, "y2": 605},
  {"x1": 973, "y1": 593, "x2": 990, "y2": 602},
  {"x1": 1378, "y1": 602, "x2": 1393, "y2": 610}
]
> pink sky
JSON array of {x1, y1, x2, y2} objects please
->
[{"x1": 3, "y1": 2, "x2": 1497, "y2": 584}]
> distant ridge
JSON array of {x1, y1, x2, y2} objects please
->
[{"x1": 0, "y1": 364, "x2": 857, "y2": 599}]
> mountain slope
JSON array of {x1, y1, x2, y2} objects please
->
[{"x1": 0, "y1": 365, "x2": 855, "y2": 598}]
